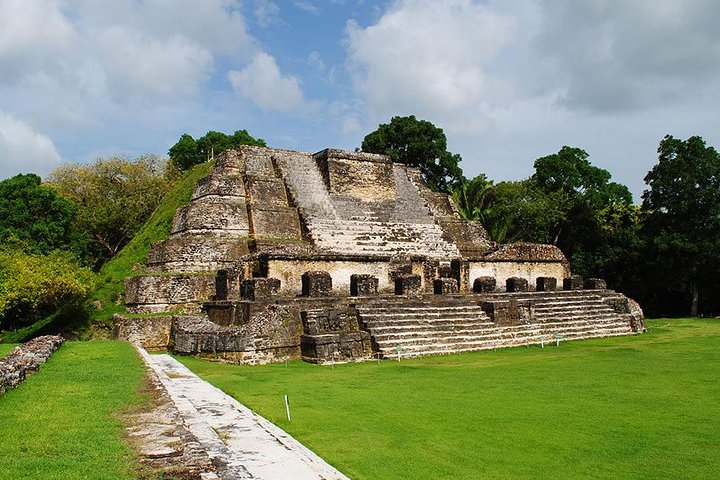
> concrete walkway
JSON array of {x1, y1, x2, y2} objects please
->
[{"x1": 138, "y1": 348, "x2": 350, "y2": 480}]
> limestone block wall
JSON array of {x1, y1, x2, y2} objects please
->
[
  {"x1": 266, "y1": 258, "x2": 428, "y2": 296},
  {"x1": 112, "y1": 314, "x2": 173, "y2": 350},
  {"x1": 316, "y1": 149, "x2": 397, "y2": 200},
  {"x1": 466, "y1": 260, "x2": 567, "y2": 292},
  {"x1": 147, "y1": 237, "x2": 250, "y2": 272},
  {"x1": 124, "y1": 274, "x2": 215, "y2": 314}
]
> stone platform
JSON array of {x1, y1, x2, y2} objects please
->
[{"x1": 115, "y1": 145, "x2": 645, "y2": 364}]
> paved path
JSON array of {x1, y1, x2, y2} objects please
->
[{"x1": 138, "y1": 348, "x2": 350, "y2": 480}]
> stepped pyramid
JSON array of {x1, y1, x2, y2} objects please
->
[{"x1": 117, "y1": 145, "x2": 644, "y2": 363}]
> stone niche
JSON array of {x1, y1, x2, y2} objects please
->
[{"x1": 314, "y1": 149, "x2": 397, "y2": 200}]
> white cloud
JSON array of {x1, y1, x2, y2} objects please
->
[
  {"x1": 533, "y1": 0, "x2": 720, "y2": 112},
  {"x1": 254, "y1": 0, "x2": 282, "y2": 27},
  {"x1": 346, "y1": 0, "x2": 515, "y2": 126},
  {"x1": 228, "y1": 53, "x2": 307, "y2": 112},
  {"x1": 0, "y1": 112, "x2": 62, "y2": 179},
  {"x1": 0, "y1": 0, "x2": 76, "y2": 83}
]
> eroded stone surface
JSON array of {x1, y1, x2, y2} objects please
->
[
  {"x1": 0, "y1": 335, "x2": 64, "y2": 395},
  {"x1": 139, "y1": 348, "x2": 350, "y2": 480}
]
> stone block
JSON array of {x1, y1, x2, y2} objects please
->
[
  {"x1": 350, "y1": 274, "x2": 378, "y2": 296},
  {"x1": 248, "y1": 206, "x2": 302, "y2": 240},
  {"x1": 473, "y1": 276, "x2": 496, "y2": 293},
  {"x1": 246, "y1": 177, "x2": 289, "y2": 206},
  {"x1": 584, "y1": 278, "x2": 607, "y2": 290},
  {"x1": 240, "y1": 278, "x2": 281, "y2": 301},
  {"x1": 301, "y1": 271, "x2": 332, "y2": 297},
  {"x1": 563, "y1": 275, "x2": 584, "y2": 290},
  {"x1": 394, "y1": 274, "x2": 422, "y2": 295},
  {"x1": 481, "y1": 300, "x2": 510, "y2": 324},
  {"x1": 536, "y1": 277, "x2": 557, "y2": 292},
  {"x1": 433, "y1": 278, "x2": 459, "y2": 295},
  {"x1": 215, "y1": 270, "x2": 229, "y2": 300},
  {"x1": 506, "y1": 277, "x2": 529, "y2": 292}
]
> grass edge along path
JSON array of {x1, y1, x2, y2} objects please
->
[
  {"x1": 178, "y1": 318, "x2": 720, "y2": 480},
  {"x1": 0, "y1": 341, "x2": 146, "y2": 479}
]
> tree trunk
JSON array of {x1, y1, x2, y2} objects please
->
[{"x1": 690, "y1": 280, "x2": 699, "y2": 316}]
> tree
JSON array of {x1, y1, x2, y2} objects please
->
[
  {"x1": 642, "y1": 135, "x2": 720, "y2": 316},
  {"x1": 47, "y1": 155, "x2": 173, "y2": 268},
  {"x1": 0, "y1": 246, "x2": 94, "y2": 331},
  {"x1": 0, "y1": 174, "x2": 79, "y2": 255},
  {"x1": 168, "y1": 129, "x2": 266, "y2": 171},
  {"x1": 480, "y1": 180, "x2": 567, "y2": 244},
  {"x1": 531, "y1": 147, "x2": 633, "y2": 272},
  {"x1": 361, "y1": 115, "x2": 465, "y2": 191}
]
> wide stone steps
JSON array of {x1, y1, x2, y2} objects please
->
[
  {"x1": 382, "y1": 328, "x2": 634, "y2": 359},
  {"x1": 367, "y1": 317, "x2": 630, "y2": 343},
  {"x1": 373, "y1": 322, "x2": 633, "y2": 358},
  {"x1": 357, "y1": 292, "x2": 635, "y2": 359}
]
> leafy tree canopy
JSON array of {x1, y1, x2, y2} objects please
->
[
  {"x1": 0, "y1": 246, "x2": 94, "y2": 331},
  {"x1": 47, "y1": 154, "x2": 173, "y2": 268},
  {"x1": 361, "y1": 115, "x2": 465, "y2": 192},
  {"x1": 0, "y1": 174, "x2": 78, "y2": 255},
  {"x1": 169, "y1": 129, "x2": 266, "y2": 171},
  {"x1": 641, "y1": 135, "x2": 720, "y2": 315}
]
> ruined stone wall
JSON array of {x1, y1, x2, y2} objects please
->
[
  {"x1": 267, "y1": 259, "x2": 398, "y2": 295},
  {"x1": 466, "y1": 260, "x2": 567, "y2": 292},
  {"x1": 315, "y1": 149, "x2": 397, "y2": 200},
  {"x1": 0, "y1": 336, "x2": 64, "y2": 395},
  {"x1": 112, "y1": 315, "x2": 173, "y2": 350},
  {"x1": 124, "y1": 274, "x2": 215, "y2": 314}
]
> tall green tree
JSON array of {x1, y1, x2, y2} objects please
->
[
  {"x1": 48, "y1": 155, "x2": 173, "y2": 268},
  {"x1": 481, "y1": 180, "x2": 568, "y2": 244},
  {"x1": 361, "y1": 115, "x2": 465, "y2": 192},
  {"x1": 532, "y1": 146, "x2": 633, "y2": 249},
  {"x1": 642, "y1": 135, "x2": 720, "y2": 316},
  {"x1": 0, "y1": 174, "x2": 79, "y2": 255},
  {"x1": 168, "y1": 129, "x2": 266, "y2": 171}
]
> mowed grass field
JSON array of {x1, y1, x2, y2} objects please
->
[
  {"x1": 0, "y1": 341, "x2": 145, "y2": 479},
  {"x1": 179, "y1": 318, "x2": 720, "y2": 480}
]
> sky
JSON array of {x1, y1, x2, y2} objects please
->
[{"x1": 1, "y1": 0, "x2": 720, "y2": 201}]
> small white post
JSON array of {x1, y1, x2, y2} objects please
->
[
  {"x1": 540, "y1": 338, "x2": 544, "y2": 348},
  {"x1": 396, "y1": 347, "x2": 401, "y2": 362},
  {"x1": 284, "y1": 394, "x2": 291, "y2": 422}
]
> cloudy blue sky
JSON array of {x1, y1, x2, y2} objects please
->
[{"x1": 1, "y1": 0, "x2": 719, "y2": 200}]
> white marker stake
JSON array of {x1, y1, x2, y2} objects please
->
[{"x1": 284, "y1": 394, "x2": 291, "y2": 422}]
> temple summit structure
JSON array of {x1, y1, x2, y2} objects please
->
[{"x1": 114, "y1": 146, "x2": 644, "y2": 363}]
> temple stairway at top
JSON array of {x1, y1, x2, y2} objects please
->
[{"x1": 272, "y1": 149, "x2": 462, "y2": 259}]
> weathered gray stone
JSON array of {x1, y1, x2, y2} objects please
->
[
  {"x1": 0, "y1": 336, "x2": 64, "y2": 394},
  {"x1": 241, "y1": 278, "x2": 281, "y2": 301},
  {"x1": 506, "y1": 277, "x2": 529, "y2": 292},
  {"x1": 536, "y1": 276, "x2": 557, "y2": 291},
  {"x1": 301, "y1": 271, "x2": 332, "y2": 297},
  {"x1": 350, "y1": 274, "x2": 378, "y2": 296},
  {"x1": 563, "y1": 275, "x2": 584, "y2": 290},
  {"x1": 584, "y1": 278, "x2": 607, "y2": 290},
  {"x1": 473, "y1": 276, "x2": 496, "y2": 293},
  {"x1": 395, "y1": 274, "x2": 422, "y2": 295},
  {"x1": 434, "y1": 278, "x2": 459, "y2": 295}
]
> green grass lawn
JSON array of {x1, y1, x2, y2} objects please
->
[
  {"x1": 0, "y1": 341, "x2": 146, "y2": 479},
  {"x1": 0, "y1": 343, "x2": 17, "y2": 358},
  {"x1": 178, "y1": 318, "x2": 720, "y2": 479}
]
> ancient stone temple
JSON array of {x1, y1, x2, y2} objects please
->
[{"x1": 114, "y1": 145, "x2": 644, "y2": 363}]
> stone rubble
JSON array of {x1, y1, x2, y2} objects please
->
[{"x1": 0, "y1": 335, "x2": 64, "y2": 395}]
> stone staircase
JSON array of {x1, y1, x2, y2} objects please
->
[
  {"x1": 275, "y1": 153, "x2": 460, "y2": 259},
  {"x1": 356, "y1": 292, "x2": 635, "y2": 359}
]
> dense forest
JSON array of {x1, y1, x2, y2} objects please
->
[{"x1": 0, "y1": 121, "x2": 717, "y2": 340}]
